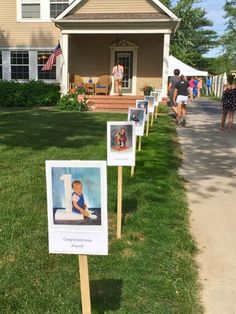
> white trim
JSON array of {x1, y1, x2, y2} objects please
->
[
  {"x1": 0, "y1": 46, "x2": 56, "y2": 50},
  {"x1": 55, "y1": 0, "x2": 178, "y2": 21},
  {"x1": 16, "y1": 0, "x2": 73, "y2": 22},
  {"x1": 54, "y1": 19, "x2": 179, "y2": 23},
  {"x1": 29, "y1": 50, "x2": 37, "y2": 80},
  {"x1": 61, "y1": 29, "x2": 172, "y2": 34},
  {"x1": 161, "y1": 33, "x2": 170, "y2": 97},
  {"x1": 61, "y1": 34, "x2": 69, "y2": 94},
  {"x1": 151, "y1": 0, "x2": 179, "y2": 19},
  {"x1": 2, "y1": 51, "x2": 11, "y2": 80},
  {"x1": 1, "y1": 48, "x2": 59, "y2": 83},
  {"x1": 55, "y1": 0, "x2": 83, "y2": 20}
]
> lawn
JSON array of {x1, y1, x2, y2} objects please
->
[{"x1": 0, "y1": 109, "x2": 203, "y2": 313}]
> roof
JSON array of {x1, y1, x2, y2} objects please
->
[
  {"x1": 168, "y1": 55, "x2": 208, "y2": 77},
  {"x1": 62, "y1": 12, "x2": 169, "y2": 21},
  {"x1": 55, "y1": 0, "x2": 179, "y2": 22}
]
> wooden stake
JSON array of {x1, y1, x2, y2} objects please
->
[
  {"x1": 151, "y1": 112, "x2": 154, "y2": 126},
  {"x1": 146, "y1": 119, "x2": 149, "y2": 136},
  {"x1": 78, "y1": 255, "x2": 91, "y2": 314},
  {"x1": 138, "y1": 136, "x2": 142, "y2": 151},
  {"x1": 131, "y1": 166, "x2": 135, "y2": 177},
  {"x1": 117, "y1": 166, "x2": 123, "y2": 239},
  {"x1": 155, "y1": 105, "x2": 158, "y2": 119}
]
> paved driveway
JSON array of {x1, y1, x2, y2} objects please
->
[{"x1": 177, "y1": 98, "x2": 236, "y2": 314}]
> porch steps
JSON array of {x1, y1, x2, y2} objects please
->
[{"x1": 88, "y1": 95, "x2": 144, "y2": 112}]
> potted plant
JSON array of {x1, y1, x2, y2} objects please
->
[{"x1": 141, "y1": 84, "x2": 154, "y2": 96}]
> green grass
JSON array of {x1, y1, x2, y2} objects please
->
[{"x1": 0, "y1": 109, "x2": 203, "y2": 314}]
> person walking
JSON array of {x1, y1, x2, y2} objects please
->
[
  {"x1": 168, "y1": 68, "x2": 180, "y2": 116},
  {"x1": 173, "y1": 74, "x2": 192, "y2": 126},
  {"x1": 220, "y1": 75, "x2": 236, "y2": 132}
]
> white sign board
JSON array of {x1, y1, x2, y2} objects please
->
[
  {"x1": 45, "y1": 160, "x2": 108, "y2": 255},
  {"x1": 150, "y1": 91, "x2": 161, "y2": 107},
  {"x1": 107, "y1": 121, "x2": 136, "y2": 166},
  {"x1": 136, "y1": 100, "x2": 149, "y2": 121},
  {"x1": 127, "y1": 107, "x2": 145, "y2": 136},
  {"x1": 144, "y1": 96, "x2": 155, "y2": 113}
]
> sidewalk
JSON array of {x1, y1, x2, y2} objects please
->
[{"x1": 176, "y1": 98, "x2": 236, "y2": 314}]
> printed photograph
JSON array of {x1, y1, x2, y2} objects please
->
[
  {"x1": 128, "y1": 108, "x2": 145, "y2": 125},
  {"x1": 128, "y1": 108, "x2": 145, "y2": 136},
  {"x1": 107, "y1": 122, "x2": 136, "y2": 166},
  {"x1": 150, "y1": 91, "x2": 160, "y2": 105},
  {"x1": 136, "y1": 100, "x2": 149, "y2": 115},
  {"x1": 110, "y1": 124, "x2": 133, "y2": 152},
  {"x1": 144, "y1": 96, "x2": 155, "y2": 113},
  {"x1": 51, "y1": 167, "x2": 102, "y2": 226}
]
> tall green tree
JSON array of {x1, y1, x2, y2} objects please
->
[
  {"x1": 169, "y1": 0, "x2": 218, "y2": 67},
  {"x1": 220, "y1": 0, "x2": 236, "y2": 70}
]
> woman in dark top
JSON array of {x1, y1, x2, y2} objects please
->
[
  {"x1": 220, "y1": 75, "x2": 236, "y2": 132},
  {"x1": 173, "y1": 75, "x2": 192, "y2": 126}
]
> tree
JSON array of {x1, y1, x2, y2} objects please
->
[
  {"x1": 169, "y1": 0, "x2": 218, "y2": 68},
  {"x1": 220, "y1": 0, "x2": 236, "y2": 70}
]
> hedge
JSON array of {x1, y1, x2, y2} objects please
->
[{"x1": 0, "y1": 80, "x2": 60, "y2": 107}]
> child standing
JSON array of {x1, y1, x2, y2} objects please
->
[
  {"x1": 72, "y1": 180, "x2": 97, "y2": 219},
  {"x1": 112, "y1": 63, "x2": 124, "y2": 96}
]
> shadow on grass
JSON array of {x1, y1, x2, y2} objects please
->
[
  {"x1": 91, "y1": 279, "x2": 123, "y2": 313},
  {"x1": 0, "y1": 109, "x2": 125, "y2": 151},
  {"x1": 122, "y1": 197, "x2": 138, "y2": 224}
]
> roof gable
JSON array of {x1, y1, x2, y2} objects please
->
[{"x1": 55, "y1": 0, "x2": 178, "y2": 21}]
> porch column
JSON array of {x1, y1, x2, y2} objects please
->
[
  {"x1": 61, "y1": 34, "x2": 69, "y2": 95},
  {"x1": 161, "y1": 33, "x2": 170, "y2": 97}
]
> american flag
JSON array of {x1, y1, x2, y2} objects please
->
[{"x1": 41, "y1": 43, "x2": 62, "y2": 71}]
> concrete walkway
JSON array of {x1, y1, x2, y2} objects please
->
[{"x1": 176, "y1": 98, "x2": 236, "y2": 314}]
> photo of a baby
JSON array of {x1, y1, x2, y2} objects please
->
[
  {"x1": 51, "y1": 167, "x2": 102, "y2": 226},
  {"x1": 46, "y1": 160, "x2": 108, "y2": 255}
]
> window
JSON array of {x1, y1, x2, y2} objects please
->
[
  {"x1": 0, "y1": 52, "x2": 2, "y2": 79},
  {"x1": 38, "y1": 51, "x2": 56, "y2": 80},
  {"x1": 11, "y1": 51, "x2": 29, "y2": 80},
  {"x1": 50, "y1": 0, "x2": 69, "y2": 18},
  {"x1": 22, "y1": 4, "x2": 40, "y2": 18}
]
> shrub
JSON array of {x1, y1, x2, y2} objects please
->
[
  {"x1": 56, "y1": 92, "x2": 89, "y2": 111},
  {"x1": 0, "y1": 80, "x2": 60, "y2": 107}
]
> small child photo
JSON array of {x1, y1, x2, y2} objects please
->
[
  {"x1": 136, "y1": 100, "x2": 149, "y2": 116},
  {"x1": 107, "y1": 121, "x2": 136, "y2": 166},
  {"x1": 45, "y1": 160, "x2": 108, "y2": 255},
  {"x1": 110, "y1": 125, "x2": 133, "y2": 152},
  {"x1": 144, "y1": 96, "x2": 155, "y2": 113},
  {"x1": 128, "y1": 108, "x2": 145, "y2": 136},
  {"x1": 50, "y1": 166, "x2": 103, "y2": 226}
]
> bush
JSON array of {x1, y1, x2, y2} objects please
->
[
  {"x1": 56, "y1": 92, "x2": 89, "y2": 111},
  {"x1": 0, "y1": 80, "x2": 60, "y2": 107}
]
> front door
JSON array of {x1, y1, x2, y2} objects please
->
[{"x1": 115, "y1": 51, "x2": 133, "y2": 94}]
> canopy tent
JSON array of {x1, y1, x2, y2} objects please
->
[{"x1": 168, "y1": 55, "x2": 208, "y2": 77}]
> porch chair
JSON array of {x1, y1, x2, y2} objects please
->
[
  {"x1": 73, "y1": 74, "x2": 84, "y2": 88},
  {"x1": 69, "y1": 74, "x2": 84, "y2": 88},
  {"x1": 95, "y1": 75, "x2": 112, "y2": 95}
]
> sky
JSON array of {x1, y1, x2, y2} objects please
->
[{"x1": 172, "y1": 0, "x2": 227, "y2": 57}]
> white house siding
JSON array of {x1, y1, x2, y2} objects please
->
[{"x1": 73, "y1": 0, "x2": 158, "y2": 14}]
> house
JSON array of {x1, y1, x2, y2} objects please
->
[{"x1": 0, "y1": 0, "x2": 180, "y2": 96}]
